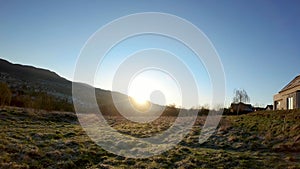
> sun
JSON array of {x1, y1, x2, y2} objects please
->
[
  {"x1": 128, "y1": 70, "x2": 178, "y2": 109},
  {"x1": 132, "y1": 96, "x2": 148, "y2": 105},
  {"x1": 128, "y1": 77, "x2": 151, "y2": 100},
  {"x1": 128, "y1": 76, "x2": 154, "y2": 112},
  {"x1": 128, "y1": 95, "x2": 151, "y2": 113},
  {"x1": 129, "y1": 88, "x2": 150, "y2": 109}
]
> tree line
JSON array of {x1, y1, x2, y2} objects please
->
[
  {"x1": 0, "y1": 82, "x2": 74, "y2": 112},
  {"x1": 0, "y1": 81, "x2": 253, "y2": 116}
]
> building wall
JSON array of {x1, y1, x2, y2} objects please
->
[
  {"x1": 296, "y1": 91, "x2": 300, "y2": 109},
  {"x1": 274, "y1": 85, "x2": 300, "y2": 110},
  {"x1": 274, "y1": 94, "x2": 283, "y2": 110}
]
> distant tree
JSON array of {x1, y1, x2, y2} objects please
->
[
  {"x1": 22, "y1": 95, "x2": 34, "y2": 109},
  {"x1": 233, "y1": 89, "x2": 250, "y2": 103},
  {"x1": 11, "y1": 95, "x2": 30, "y2": 108},
  {"x1": 0, "y1": 82, "x2": 12, "y2": 107},
  {"x1": 162, "y1": 104, "x2": 179, "y2": 116},
  {"x1": 33, "y1": 92, "x2": 54, "y2": 112},
  {"x1": 232, "y1": 89, "x2": 250, "y2": 115},
  {"x1": 199, "y1": 107, "x2": 209, "y2": 116},
  {"x1": 198, "y1": 104, "x2": 210, "y2": 116}
]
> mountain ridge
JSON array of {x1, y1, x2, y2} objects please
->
[
  {"x1": 0, "y1": 57, "x2": 174, "y2": 116},
  {"x1": 0, "y1": 58, "x2": 69, "y2": 84}
]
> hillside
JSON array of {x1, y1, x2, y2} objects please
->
[
  {"x1": 0, "y1": 58, "x2": 170, "y2": 116},
  {"x1": 0, "y1": 59, "x2": 68, "y2": 83},
  {"x1": 0, "y1": 58, "x2": 71, "y2": 96}
]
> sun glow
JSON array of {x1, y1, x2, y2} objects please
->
[
  {"x1": 129, "y1": 95, "x2": 151, "y2": 113},
  {"x1": 128, "y1": 77, "x2": 152, "y2": 101},
  {"x1": 130, "y1": 96, "x2": 151, "y2": 112},
  {"x1": 128, "y1": 70, "x2": 180, "y2": 109},
  {"x1": 128, "y1": 76, "x2": 154, "y2": 112},
  {"x1": 132, "y1": 96, "x2": 148, "y2": 105},
  {"x1": 129, "y1": 86, "x2": 151, "y2": 112}
]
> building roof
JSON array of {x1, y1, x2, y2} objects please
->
[
  {"x1": 280, "y1": 75, "x2": 300, "y2": 93},
  {"x1": 230, "y1": 102, "x2": 253, "y2": 112},
  {"x1": 265, "y1": 105, "x2": 273, "y2": 110},
  {"x1": 230, "y1": 102, "x2": 252, "y2": 107}
]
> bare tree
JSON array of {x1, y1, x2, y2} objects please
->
[
  {"x1": 0, "y1": 82, "x2": 12, "y2": 107},
  {"x1": 232, "y1": 89, "x2": 250, "y2": 115},
  {"x1": 233, "y1": 89, "x2": 250, "y2": 103}
]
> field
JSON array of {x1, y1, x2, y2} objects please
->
[{"x1": 0, "y1": 107, "x2": 299, "y2": 169}]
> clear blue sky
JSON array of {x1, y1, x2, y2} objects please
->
[{"x1": 0, "y1": 0, "x2": 299, "y2": 108}]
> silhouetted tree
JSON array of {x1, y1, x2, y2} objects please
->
[{"x1": 232, "y1": 89, "x2": 250, "y2": 115}]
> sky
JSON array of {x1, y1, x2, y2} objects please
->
[{"x1": 0, "y1": 0, "x2": 299, "y2": 108}]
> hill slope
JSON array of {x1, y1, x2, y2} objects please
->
[
  {"x1": 0, "y1": 58, "x2": 167, "y2": 115},
  {"x1": 0, "y1": 58, "x2": 71, "y2": 97}
]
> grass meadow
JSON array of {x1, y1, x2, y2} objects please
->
[{"x1": 0, "y1": 107, "x2": 299, "y2": 169}]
